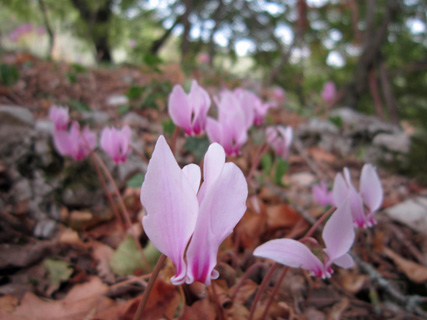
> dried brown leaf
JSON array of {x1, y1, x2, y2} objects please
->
[{"x1": 383, "y1": 247, "x2": 427, "y2": 283}]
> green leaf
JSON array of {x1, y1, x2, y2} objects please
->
[
  {"x1": 126, "y1": 173, "x2": 144, "y2": 188},
  {"x1": 0, "y1": 64, "x2": 20, "y2": 86},
  {"x1": 143, "y1": 54, "x2": 163, "y2": 69},
  {"x1": 68, "y1": 98, "x2": 91, "y2": 111},
  {"x1": 274, "y1": 158, "x2": 289, "y2": 186},
  {"x1": 162, "y1": 119, "x2": 176, "y2": 135},
  {"x1": 66, "y1": 72, "x2": 77, "y2": 84},
  {"x1": 142, "y1": 94, "x2": 158, "y2": 109},
  {"x1": 126, "y1": 86, "x2": 145, "y2": 100},
  {"x1": 184, "y1": 136, "x2": 210, "y2": 162},
  {"x1": 71, "y1": 63, "x2": 86, "y2": 73},
  {"x1": 328, "y1": 115, "x2": 343, "y2": 129},
  {"x1": 110, "y1": 235, "x2": 159, "y2": 276},
  {"x1": 118, "y1": 105, "x2": 131, "y2": 115},
  {"x1": 44, "y1": 259, "x2": 73, "y2": 287},
  {"x1": 261, "y1": 153, "x2": 273, "y2": 175}
]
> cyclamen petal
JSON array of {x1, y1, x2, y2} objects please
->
[
  {"x1": 333, "y1": 165, "x2": 383, "y2": 228},
  {"x1": 312, "y1": 181, "x2": 335, "y2": 207},
  {"x1": 141, "y1": 136, "x2": 199, "y2": 285},
  {"x1": 140, "y1": 136, "x2": 248, "y2": 285},
  {"x1": 49, "y1": 105, "x2": 69, "y2": 131},
  {"x1": 52, "y1": 121, "x2": 96, "y2": 161},
  {"x1": 186, "y1": 150, "x2": 247, "y2": 284},
  {"x1": 100, "y1": 126, "x2": 132, "y2": 164},
  {"x1": 360, "y1": 164, "x2": 383, "y2": 213},
  {"x1": 323, "y1": 199, "x2": 355, "y2": 261},
  {"x1": 254, "y1": 198, "x2": 355, "y2": 279},
  {"x1": 168, "y1": 80, "x2": 210, "y2": 135},
  {"x1": 254, "y1": 239, "x2": 325, "y2": 277},
  {"x1": 321, "y1": 81, "x2": 336, "y2": 104},
  {"x1": 266, "y1": 125, "x2": 293, "y2": 159}
]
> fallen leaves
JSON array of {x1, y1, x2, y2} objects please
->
[
  {"x1": 5, "y1": 277, "x2": 114, "y2": 320},
  {"x1": 383, "y1": 247, "x2": 427, "y2": 283}
]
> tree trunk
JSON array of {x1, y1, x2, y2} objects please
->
[
  {"x1": 37, "y1": 0, "x2": 55, "y2": 58},
  {"x1": 181, "y1": 0, "x2": 193, "y2": 60},
  {"x1": 70, "y1": 0, "x2": 113, "y2": 62},
  {"x1": 150, "y1": 15, "x2": 182, "y2": 55},
  {"x1": 340, "y1": 0, "x2": 400, "y2": 107}
]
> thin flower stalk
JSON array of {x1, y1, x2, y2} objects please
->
[{"x1": 133, "y1": 254, "x2": 167, "y2": 320}]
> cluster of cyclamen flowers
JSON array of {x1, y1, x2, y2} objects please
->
[
  {"x1": 168, "y1": 80, "x2": 291, "y2": 157},
  {"x1": 49, "y1": 105, "x2": 132, "y2": 164},
  {"x1": 140, "y1": 134, "x2": 383, "y2": 284},
  {"x1": 9, "y1": 23, "x2": 45, "y2": 42},
  {"x1": 255, "y1": 164, "x2": 383, "y2": 278}
]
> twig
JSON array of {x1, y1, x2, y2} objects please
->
[
  {"x1": 352, "y1": 253, "x2": 427, "y2": 318},
  {"x1": 133, "y1": 254, "x2": 167, "y2": 320},
  {"x1": 293, "y1": 137, "x2": 331, "y2": 180}
]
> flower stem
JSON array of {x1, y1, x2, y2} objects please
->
[
  {"x1": 231, "y1": 262, "x2": 266, "y2": 301},
  {"x1": 259, "y1": 267, "x2": 289, "y2": 320},
  {"x1": 304, "y1": 206, "x2": 336, "y2": 238},
  {"x1": 211, "y1": 280, "x2": 225, "y2": 320},
  {"x1": 92, "y1": 152, "x2": 151, "y2": 272},
  {"x1": 131, "y1": 144, "x2": 148, "y2": 162},
  {"x1": 247, "y1": 142, "x2": 268, "y2": 181},
  {"x1": 90, "y1": 153, "x2": 125, "y2": 230},
  {"x1": 133, "y1": 254, "x2": 167, "y2": 320},
  {"x1": 171, "y1": 126, "x2": 179, "y2": 155},
  {"x1": 248, "y1": 262, "x2": 279, "y2": 320}
]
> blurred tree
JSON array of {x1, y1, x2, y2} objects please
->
[{"x1": 70, "y1": 0, "x2": 113, "y2": 62}]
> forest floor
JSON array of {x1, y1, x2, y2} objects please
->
[{"x1": 0, "y1": 51, "x2": 427, "y2": 320}]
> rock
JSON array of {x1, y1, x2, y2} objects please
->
[
  {"x1": 81, "y1": 110, "x2": 110, "y2": 125},
  {"x1": 331, "y1": 107, "x2": 399, "y2": 135},
  {"x1": 117, "y1": 153, "x2": 147, "y2": 187},
  {"x1": 373, "y1": 132, "x2": 410, "y2": 153},
  {"x1": 11, "y1": 179, "x2": 32, "y2": 203},
  {"x1": 35, "y1": 120, "x2": 53, "y2": 134},
  {"x1": 106, "y1": 94, "x2": 129, "y2": 107},
  {"x1": 33, "y1": 219, "x2": 57, "y2": 239},
  {"x1": 299, "y1": 118, "x2": 339, "y2": 135},
  {"x1": 0, "y1": 105, "x2": 34, "y2": 127},
  {"x1": 386, "y1": 197, "x2": 427, "y2": 234},
  {"x1": 62, "y1": 184, "x2": 103, "y2": 207},
  {"x1": 289, "y1": 172, "x2": 316, "y2": 187},
  {"x1": 121, "y1": 112, "x2": 149, "y2": 129}
]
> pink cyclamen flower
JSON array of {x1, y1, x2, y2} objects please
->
[
  {"x1": 52, "y1": 121, "x2": 96, "y2": 161},
  {"x1": 207, "y1": 91, "x2": 249, "y2": 156},
  {"x1": 100, "y1": 126, "x2": 132, "y2": 164},
  {"x1": 312, "y1": 181, "x2": 335, "y2": 207},
  {"x1": 140, "y1": 135, "x2": 248, "y2": 285},
  {"x1": 266, "y1": 125, "x2": 293, "y2": 159},
  {"x1": 332, "y1": 164, "x2": 383, "y2": 228},
  {"x1": 272, "y1": 87, "x2": 285, "y2": 102},
  {"x1": 168, "y1": 80, "x2": 211, "y2": 136},
  {"x1": 234, "y1": 88, "x2": 275, "y2": 126},
  {"x1": 197, "y1": 52, "x2": 211, "y2": 64},
  {"x1": 49, "y1": 105, "x2": 69, "y2": 131},
  {"x1": 254, "y1": 199, "x2": 354, "y2": 278},
  {"x1": 128, "y1": 39, "x2": 136, "y2": 48},
  {"x1": 321, "y1": 81, "x2": 336, "y2": 104}
]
